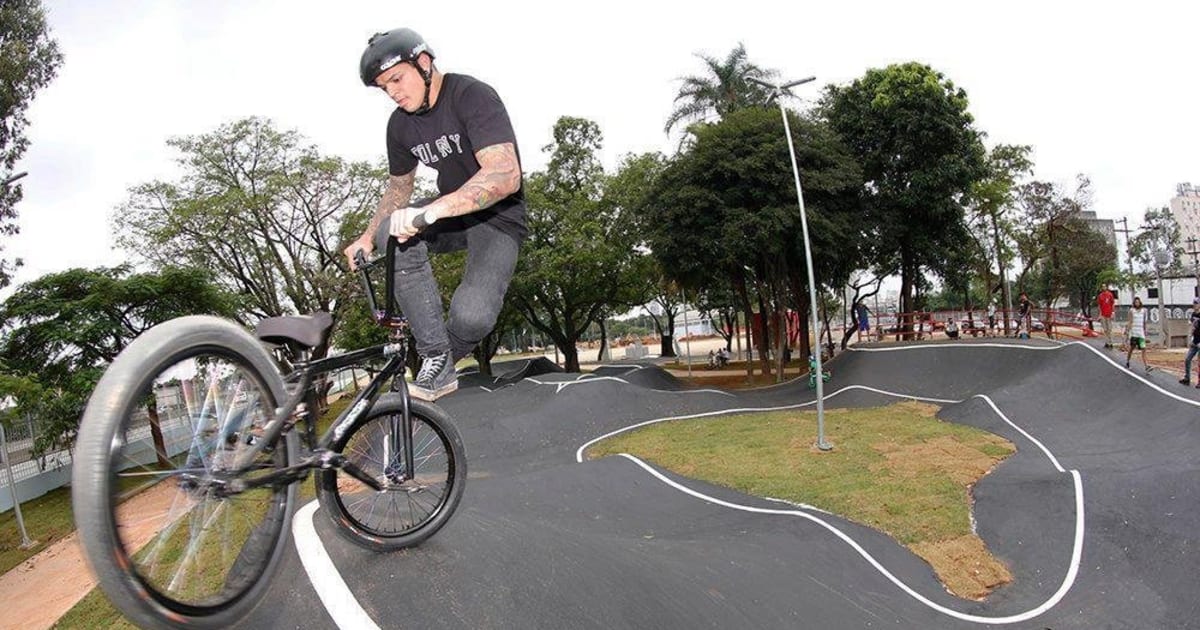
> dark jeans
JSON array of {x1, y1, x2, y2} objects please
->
[
  {"x1": 374, "y1": 209, "x2": 519, "y2": 361},
  {"x1": 1186, "y1": 343, "x2": 1200, "y2": 380}
]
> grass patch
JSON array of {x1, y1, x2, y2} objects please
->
[
  {"x1": 3, "y1": 455, "x2": 200, "y2": 577},
  {"x1": 0, "y1": 485, "x2": 76, "y2": 576},
  {"x1": 586, "y1": 400, "x2": 1017, "y2": 600},
  {"x1": 52, "y1": 582, "x2": 137, "y2": 630}
]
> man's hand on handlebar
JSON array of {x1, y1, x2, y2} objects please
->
[
  {"x1": 389, "y1": 207, "x2": 434, "y2": 243},
  {"x1": 344, "y1": 236, "x2": 374, "y2": 270}
]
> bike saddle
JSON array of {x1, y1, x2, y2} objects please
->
[{"x1": 255, "y1": 312, "x2": 334, "y2": 349}]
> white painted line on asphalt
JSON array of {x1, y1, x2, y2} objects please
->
[
  {"x1": 615, "y1": 453, "x2": 1084, "y2": 626},
  {"x1": 578, "y1": 386, "x2": 1086, "y2": 625},
  {"x1": 292, "y1": 501, "x2": 381, "y2": 630},
  {"x1": 851, "y1": 341, "x2": 1061, "y2": 352},
  {"x1": 574, "y1": 384, "x2": 960, "y2": 463},
  {"x1": 527, "y1": 375, "x2": 736, "y2": 397},
  {"x1": 853, "y1": 340, "x2": 1200, "y2": 408},
  {"x1": 1069, "y1": 341, "x2": 1200, "y2": 407},
  {"x1": 975, "y1": 394, "x2": 1065, "y2": 472}
]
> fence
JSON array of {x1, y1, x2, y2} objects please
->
[
  {"x1": 1, "y1": 367, "x2": 366, "y2": 515},
  {"x1": 0, "y1": 415, "x2": 74, "y2": 514}
]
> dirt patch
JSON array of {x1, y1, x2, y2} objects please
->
[
  {"x1": 911, "y1": 534, "x2": 1013, "y2": 600},
  {"x1": 873, "y1": 435, "x2": 1007, "y2": 487},
  {"x1": 869, "y1": 429, "x2": 1014, "y2": 599},
  {"x1": 0, "y1": 480, "x2": 181, "y2": 630}
]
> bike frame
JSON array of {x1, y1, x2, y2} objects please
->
[{"x1": 228, "y1": 251, "x2": 418, "y2": 492}]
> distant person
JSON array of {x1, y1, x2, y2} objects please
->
[
  {"x1": 1097, "y1": 286, "x2": 1116, "y2": 348},
  {"x1": 945, "y1": 317, "x2": 959, "y2": 340},
  {"x1": 1181, "y1": 298, "x2": 1200, "y2": 387},
  {"x1": 1125, "y1": 297, "x2": 1151, "y2": 371},
  {"x1": 855, "y1": 301, "x2": 871, "y2": 342},
  {"x1": 987, "y1": 300, "x2": 997, "y2": 337},
  {"x1": 1016, "y1": 293, "x2": 1032, "y2": 338}
]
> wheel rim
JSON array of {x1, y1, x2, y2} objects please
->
[
  {"x1": 106, "y1": 349, "x2": 288, "y2": 614},
  {"x1": 334, "y1": 413, "x2": 454, "y2": 537}
]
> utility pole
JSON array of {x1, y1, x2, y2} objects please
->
[
  {"x1": 1115, "y1": 217, "x2": 1137, "y2": 306},
  {"x1": 1187, "y1": 236, "x2": 1200, "y2": 296}
]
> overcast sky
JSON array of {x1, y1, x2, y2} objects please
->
[{"x1": 6, "y1": 0, "x2": 1198, "y2": 294}]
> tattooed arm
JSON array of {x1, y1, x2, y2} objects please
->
[
  {"x1": 419, "y1": 143, "x2": 521, "y2": 222},
  {"x1": 366, "y1": 171, "x2": 416, "y2": 237},
  {"x1": 344, "y1": 170, "x2": 415, "y2": 266}
]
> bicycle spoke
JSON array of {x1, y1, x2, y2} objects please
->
[
  {"x1": 103, "y1": 349, "x2": 289, "y2": 610},
  {"x1": 334, "y1": 412, "x2": 455, "y2": 538}
]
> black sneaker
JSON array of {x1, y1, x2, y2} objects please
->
[
  {"x1": 411, "y1": 352, "x2": 458, "y2": 401},
  {"x1": 1180, "y1": 378, "x2": 1190, "y2": 386}
]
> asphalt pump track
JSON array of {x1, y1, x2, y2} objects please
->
[{"x1": 232, "y1": 339, "x2": 1200, "y2": 629}]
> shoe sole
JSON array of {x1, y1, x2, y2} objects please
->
[{"x1": 409, "y1": 380, "x2": 459, "y2": 402}]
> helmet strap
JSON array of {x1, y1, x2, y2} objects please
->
[{"x1": 413, "y1": 58, "x2": 434, "y2": 114}]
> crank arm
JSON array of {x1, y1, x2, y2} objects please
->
[{"x1": 338, "y1": 458, "x2": 385, "y2": 492}]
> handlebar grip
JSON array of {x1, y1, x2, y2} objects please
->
[
  {"x1": 353, "y1": 249, "x2": 367, "y2": 269},
  {"x1": 411, "y1": 211, "x2": 429, "y2": 230}
]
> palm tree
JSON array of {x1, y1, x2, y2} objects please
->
[{"x1": 663, "y1": 43, "x2": 779, "y2": 135}]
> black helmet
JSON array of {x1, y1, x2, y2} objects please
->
[{"x1": 359, "y1": 28, "x2": 435, "y2": 86}]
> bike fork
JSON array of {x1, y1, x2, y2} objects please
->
[{"x1": 385, "y1": 381, "x2": 416, "y2": 483}]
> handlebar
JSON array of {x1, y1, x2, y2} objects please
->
[{"x1": 350, "y1": 209, "x2": 431, "y2": 326}]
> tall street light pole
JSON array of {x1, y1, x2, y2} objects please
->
[{"x1": 747, "y1": 74, "x2": 832, "y2": 451}]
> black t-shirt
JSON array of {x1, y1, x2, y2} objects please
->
[
  {"x1": 1190, "y1": 310, "x2": 1200, "y2": 344},
  {"x1": 386, "y1": 73, "x2": 527, "y2": 240}
]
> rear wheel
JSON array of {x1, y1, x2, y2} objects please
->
[
  {"x1": 72, "y1": 316, "x2": 296, "y2": 630},
  {"x1": 316, "y1": 395, "x2": 465, "y2": 551}
]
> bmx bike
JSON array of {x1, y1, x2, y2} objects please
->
[{"x1": 71, "y1": 228, "x2": 465, "y2": 629}]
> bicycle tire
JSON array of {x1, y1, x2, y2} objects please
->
[
  {"x1": 316, "y1": 394, "x2": 466, "y2": 551},
  {"x1": 72, "y1": 316, "x2": 297, "y2": 630}
]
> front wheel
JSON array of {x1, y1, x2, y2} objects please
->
[
  {"x1": 72, "y1": 316, "x2": 296, "y2": 630},
  {"x1": 316, "y1": 394, "x2": 466, "y2": 551}
]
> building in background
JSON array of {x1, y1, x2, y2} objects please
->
[
  {"x1": 1169, "y1": 182, "x2": 1200, "y2": 246},
  {"x1": 1073, "y1": 209, "x2": 1118, "y2": 252}
]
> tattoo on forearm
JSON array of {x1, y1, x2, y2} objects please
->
[
  {"x1": 367, "y1": 172, "x2": 415, "y2": 236},
  {"x1": 433, "y1": 143, "x2": 520, "y2": 219}
]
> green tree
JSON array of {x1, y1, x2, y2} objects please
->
[
  {"x1": 1058, "y1": 221, "x2": 1119, "y2": 316},
  {"x1": 115, "y1": 117, "x2": 382, "y2": 358},
  {"x1": 966, "y1": 144, "x2": 1033, "y2": 331},
  {"x1": 0, "y1": 266, "x2": 234, "y2": 458},
  {"x1": 1128, "y1": 206, "x2": 1184, "y2": 278},
  {"x1": 1013, "y1": 176, "x2": 1098, "y2": 309},
  {"x1": 0, "y1": 0, "x2": 63, "y2": 288},
  {"x1": 647, "y1": 107, "x2": 862, "y2": 377},
  {"x1": 605, "y1": 152, "x2": 669, "y2": 356},
  {"x1": 823, "y1": 62, "x2": 988, "y2": 331},
  {"x1": 509, "y1": 117, "x2": 646, "y2": 372},
  {"x1": 664, "y1": 43, "x2": 777, "y2": 134}
]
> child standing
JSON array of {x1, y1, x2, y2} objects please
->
[{"x1": 1125, "y1": 297, "x2": 1151, "y2": 371}]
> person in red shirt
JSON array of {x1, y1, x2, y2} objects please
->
[{"x1": 1097, "y1": 286, "x2": 1116, "y2": 348}]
